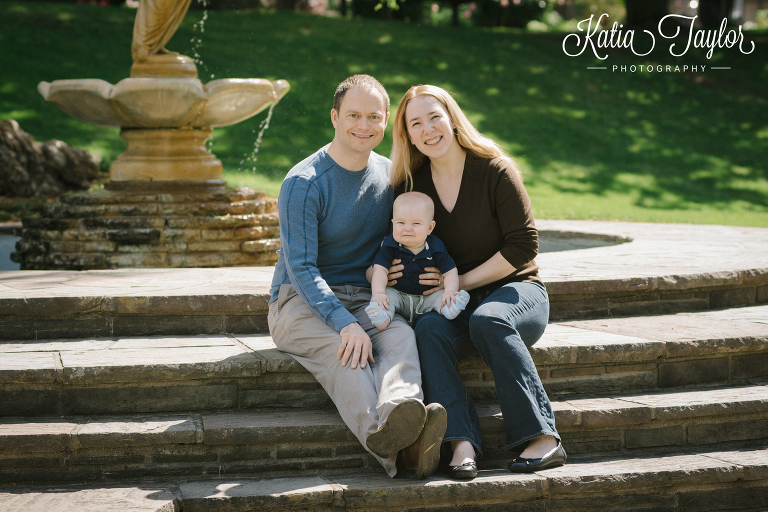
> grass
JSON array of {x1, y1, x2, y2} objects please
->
[{"x1": 1, "y1": 2, "x2": 767, "y2": 226}]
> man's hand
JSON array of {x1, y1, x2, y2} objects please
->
[
  {"x1": 419, "y1": 266, "x2": 444, "y2": 295},
  {"x1": 338, "y1": 322, "x2": 375, "y2": 369},
  {"x1": 387, "y1": 258, "x2": 403, "y2": 287}
]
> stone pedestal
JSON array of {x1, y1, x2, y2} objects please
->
[
  {"x1": 110, "y1": 128, "x2": 222, "y2": 182},
  {"x1": 129, "y1": 52, "x2": 199, "y2": 78},
  {"x1": 12, "y1": 183, "x2": 281, "y2": 270}
]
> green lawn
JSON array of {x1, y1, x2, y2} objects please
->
[{"x1": 2, "y1": 2, "x2": 767, "y2": 226}]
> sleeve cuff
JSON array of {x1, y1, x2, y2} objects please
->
[
  {"x1": 500, "y1": 245, "x2": 524, "y2": 269},
  {"x1": 329, "y1": 309, "x2": 359, "y2": 333}
]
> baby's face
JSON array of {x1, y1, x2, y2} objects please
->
[{"x1": 392, "y1": 202, "x2": 435, "y2": 249}]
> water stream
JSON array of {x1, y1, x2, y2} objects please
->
[
  {"x1": 188, "y1": 0, "x2": 277, "y2": 169},
  {"x1": 240, "y1": 103, "x2": 276, "y2": 172},
  {"x1": 190, "y1": 1, "x2": 213, "y2": 79}
]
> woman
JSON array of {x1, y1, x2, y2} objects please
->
[{"x1": 388, "y1": 84, "x2": 565, "y2": 479}]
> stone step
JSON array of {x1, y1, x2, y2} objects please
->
[
  {"x1": 2, "y1": 445, "x2": 767, "y2": 511},
  {"x1": 2, "y1": 265, "x2": 765, "y2": 339},
  {"x1": 0, "y1": 383, "x2": 766, "y2": 485},
  {"x1": 3, "y1": 220, "x2": 767, "y2": 339},
  {"x1": 2, "y1": 305, "x2": 767, "y2": 417},
  {"x1": 0, "y1": 267, "x2": 276, "y2": 341}
]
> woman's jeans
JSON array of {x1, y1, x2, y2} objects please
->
[{"x1": 413, "y1": 280, "x2": 557, "y2": 457}]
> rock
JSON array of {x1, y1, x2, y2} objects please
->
[{"x1": 0, "y1": 119, "x2": 102, "y2": 198}]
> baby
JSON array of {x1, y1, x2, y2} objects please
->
[{"x1": 366, "y1": 191, "x2": 469, "y2": 331}]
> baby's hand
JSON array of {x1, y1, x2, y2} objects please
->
[
  {"x1": 371, "y1": 293, "x2": 390, "y2": 311},
  {"x1": 441, "y1": 290, "x2": 460, "y2": 309}
]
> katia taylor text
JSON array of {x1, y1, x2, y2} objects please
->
[{"x1": 562, "y1": 14, "x2": 755, "y2": 60}]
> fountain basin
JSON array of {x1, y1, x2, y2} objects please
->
[
  {"x1": 539, "y1": 230, "x2": 631, "y2": 253},
  {"x1": 0, "y1": 232, "x2": 21, "y2": 271},
  {"x1": 39, "y1": 77, "x2": 290, "y2": 182},
  {"x1": 38, "y1": 77, "x2": 290, "y2": 129}
]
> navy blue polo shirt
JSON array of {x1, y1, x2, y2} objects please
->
[{"x1": 373, "y1": 234, "x2": 457, "y2": 295}]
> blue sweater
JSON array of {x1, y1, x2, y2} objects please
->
[{"x1": 269, "y1": 146, "x2": 394, "y2": 332}]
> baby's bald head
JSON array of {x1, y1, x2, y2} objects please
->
[{"x1": 393, "y1": 192, "x2": 434, "y2": 220}]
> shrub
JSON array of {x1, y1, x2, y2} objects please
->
[
  {"x1": 473, "y1": 0, "x2": 546, "y2": 28},
  {"x1": 351, "y1": 0, "x2": 424, "y2": 21}
]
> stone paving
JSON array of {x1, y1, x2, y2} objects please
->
[
  {"x1": 2, "y1": 447, "x2": 767, "y2": 512},
  {"x1": 2, "y1": 220, "x2": 766, "y2": 338},
  {"x1": 0, "y1": 483, "x2": 177, "y2": 512},
  {"x1": 537, "y1": 220, "x2": 768, "y2": 285},
  {"x1": 1, "y1": 220, "x2": 767, "y2": 300},
  {"x1": 562, "y1": 304, "x2": 768, "y2": 341}
]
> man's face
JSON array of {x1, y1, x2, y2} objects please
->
[{"x1": 331, "y1": 87, "x2": 389, "y2": 157}]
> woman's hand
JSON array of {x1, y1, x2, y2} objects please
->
[
  {"x1": 387, "y1": 258, "x2": 403, "y2": 287},
  {"x1": 419, "y1": 266, "x2": 444, "y2": 295}
]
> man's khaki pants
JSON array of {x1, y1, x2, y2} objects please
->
[{"x1": 268, "y1": 284, "x2": 423, "y2": 477}]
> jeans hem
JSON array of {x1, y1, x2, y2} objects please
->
[
  {"x1": 443, "y1": 436, "x2": 482, "y2": 459},
  {"x1": 506, "y1": 430, "x2": 560, "y2": 451}
]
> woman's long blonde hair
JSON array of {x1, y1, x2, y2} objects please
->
[{"x1": 390, "y1": 84, "x2": 515, "y2": 191}]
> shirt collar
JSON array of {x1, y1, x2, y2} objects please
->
[
  {"x1": 382, "y1": 234, "x2": 435, "y2": 259},
  {"x1": 399, "y1": 240, "x2": 431, "y2": 259}
]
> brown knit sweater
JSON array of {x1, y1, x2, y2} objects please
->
[{"x1": 406, "y1": 153, "x2": 540, "y2": 286}]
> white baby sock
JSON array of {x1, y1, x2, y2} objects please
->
[
  {"x1": 365, "y1": 302, "x2": 389, "y2": 328},
  {"x1": 441, "y1": 290, "x2": 470, "y2": 320}
]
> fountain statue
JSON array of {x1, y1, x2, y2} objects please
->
[
  {"x1": 12, "y1": 0, "x2": 289, "y2": 270},
  {"x1": 131, "y1": 0, "x2": 197, "y2": 77}
]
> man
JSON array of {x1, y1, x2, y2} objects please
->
[{"x1": 268, "y1": 75, "x2": 446, "y2": 479}]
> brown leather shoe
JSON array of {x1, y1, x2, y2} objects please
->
[
  {"x1": 366, "y1": 399, "x2": 426, "y2": 458},
  {"x1": 401, "y1": 403, "x2": 447, "y2": 479}
]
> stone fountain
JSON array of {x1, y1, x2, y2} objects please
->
[{"x1": 12, "y1": 0, "x2": 289, "y2": 270}]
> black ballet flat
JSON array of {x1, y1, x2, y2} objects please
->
[
  {"x1": 449, "y1": 460, "x2": 478, "y2": 480},
  {"x1": 507, "y1": 442, "x2": 567, "y2": 473}
]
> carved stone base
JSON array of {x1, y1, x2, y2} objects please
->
[
  {"x1": 12, "y1": 186, "x2": 280, "y2": 270},
  {"x1": 130, "y1": 53, "x2": 198, "y2": 78},
  {"x1": 105, "y1": 179, "x2": 227, "y2": 192},
  {"x1": 110, "y1": 128, "x2": 222, "y2": 182}
]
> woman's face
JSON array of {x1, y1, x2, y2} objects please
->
[{"x1": 404, "y1": 95, "x2": 456, "y2": 160}]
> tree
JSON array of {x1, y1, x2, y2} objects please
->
[
  {"x1": 623, "y1": 0, "x2": 668, "y2": 28},
  {"x1": 697, "y1": 0, "x2": 734, "y2": 27}
]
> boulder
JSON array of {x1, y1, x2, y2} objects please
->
[{"x1": 0, "y1": 119, "x2": 102, "y2": 198}]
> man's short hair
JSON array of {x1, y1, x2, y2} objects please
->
[{"x1": 333, "y1": 74, "x2": 390, "y2": 115}]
